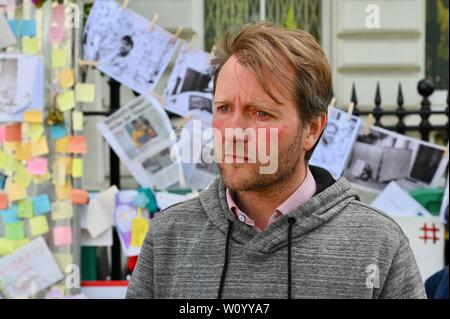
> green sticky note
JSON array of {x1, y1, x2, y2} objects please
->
[
  {"x1": 0, "y1": 238, "x2": 14, "y2": 256},
  {"x1": 57, "y1": 90, "x2": 76, "y2": 111},
  {"x1": 22, "y1": 37, "x2": 39, "y2": 55},
  {"x1": 5, "y1": 221, "x2": 25, "y2": 240},
  {"x1": 18, "y1": 199, "x2": 34, "y2": 218},
  {"x1": 52, "y1": 48, "x2": 67, "y2": 68},
  {"x1": 75, "y1": 83, "x2": 95, "y2": 103},
  {"x1": 29, "y1": 215, "x2": 49, "y2": 237}
]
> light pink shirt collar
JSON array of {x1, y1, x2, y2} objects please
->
[{"x1": 226, "y1": 167, "x2": 317, "y2": 232}]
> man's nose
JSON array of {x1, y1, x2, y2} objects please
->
[{"x1": 226, "y1": 114, "x2": 250, "y2": 143}]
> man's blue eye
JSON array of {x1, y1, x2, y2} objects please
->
[
  {"x1": 219, "y1": 105, "x2": 229, "y2": 112},
  {"x1": 257, "y1": 111, "x2": 268, "y2": 118}
]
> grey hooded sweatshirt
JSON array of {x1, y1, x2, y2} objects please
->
[{"x1": 126, "y1": 166, "x2": 426, "y2": 299}]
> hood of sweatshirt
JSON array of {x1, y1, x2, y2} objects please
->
[{"x1": 198, "y1": 165, "x2": 361, "y2": 254}]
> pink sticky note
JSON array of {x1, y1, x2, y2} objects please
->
[
  {"x1": 50, "y1": 25, "x2": 65, "y2": 43},
  {"x1": 27, "y1": 157, "x2": 48, "y2": 176},
  {"x1": 53, "y1": 225, "x2": 73, "y2": 246},
  {"x1": 51, "y1": 5, "x2": 66, "y2": 25},
  {"x1": 0, "y1": 125, "x2": 5, "y2": 141}
]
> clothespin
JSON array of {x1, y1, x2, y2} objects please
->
[
  {"x1": 149, "y1": 91, "x2": 165, "y2": 105},
  {"x1": 170, "y1": 26, "x2": 183, "y2": 43},
  {"x1": 347, "y1": 101, "x2": 355, "y2": 120},
  {"x1": 79, "y1": 60, "x2": 98, "y2": 67},
  {"x1": 363, "y1": 113, "x2": 374, "y2": 136},
  {"x1": 188, "y1": 34, "x2": 197, "y2": 50},
  {"x1": 120, "y1": 0, "x2": 130, "y2": 11},
  {"x1": 148, "y1": 14, "x2": 159, "y2": 32},
  {"x1": 328, "y1": 96, "x2": 336, "y2": 114},
  {"x1": 443, "y1": 143, "x2": 449, "y2": 159}
]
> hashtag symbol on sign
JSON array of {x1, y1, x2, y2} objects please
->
[{"x1": 419, "y1": 223, "x2": 440, "y2": 244}]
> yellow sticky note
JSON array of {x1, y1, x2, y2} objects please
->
[
  {"x1": 52, "y1": 161, "x2": 66, "y2": 186},
  {"x1": 22, "y1": 37, "x2": 39, "y2": 54},
  {"x1": 58, "y1": 68, "x2": 75, "y2": 89},
  {"x1": 52, "y1": 48, "x2": 67, "y2": 68},
  {"x1": 0, "y1": 151, "x2": 8, "y2": 169},
  {"x1": 24, "y1": 110, "x2": 43, "y2": 123},
  {"x1": 75, "y1": 83, "x2": 95, "y2": 103},
  {"x1": 29, "y1": 215, "x2": 49, "y2": 237},
  {"x1": 130, "y1": 216, "x2": 149, "y2": 247},
  {"x1": 51, "y1": 200, "x2": 73, "y2": 220},
  {"x1": 72, "y1": 111, "x2": 83, "y2": 131},
  {"x1": 32, "y1": 135, "x2": 49, "y2": 157},
  {"x1": 4, "y1": 156, "x2": 19, "y2": 176},
  {"x1": 9, "y1": 238, "x2": 29, "y2": 250},
  {"x1": 55, "y1": 136, "x2": 70, "y2": 153},
  {"x1": 57, "y1": 156, "x2": 72, "y2": 173},
  {"x1": 71, "y1": 158, "x2": 83, "y2": 178},
  {"x1": 0, "y1": 238, "x2": 14, "y2": 256},
  {"x1": 15, "y1": 143, "x2": 33, "y2": 161},
  {"x1": 14, "y1": 165, "x2": 32, "y2": 189},
  {"x1": 55, "y1": 181, "x2": 72, "y2": 201},
  {"x1": 26, "y1": 124, "x2": 45, "y2": 142},
  {"x1": 33, "y1": 172, "x2": 51, "y2": 184},
  {"x1": 3, "y1": 142, "x2": 18, "y2": 154},
  {"x1": 57, "y1": 90, "x2": 76, "y2": 111},
  {"x1": 53, "y1": 253, "x2": 73, "y2": 272},
  {"x1": 5, "y1": 179, "x2": 27, "y2": 201}
]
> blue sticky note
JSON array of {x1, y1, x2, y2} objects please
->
[
  {"x1": 32, "y1": 194, "x2": 51, "y2": 215},
  {"x1": 50, "y1": 124, "x2": 67, "y2": 140},
  {"x1": 0, "y1": 173, "x2": 6, "y2": 190},
  {"x1": 1, "y1": 206, "x2": 19, "y2": 224},
  {"x1": 22, "y1": 19, "x2": 36, "y2": 37},
  {"x1": 7, "y1": 19, "x2": 20, "y2": 38}
]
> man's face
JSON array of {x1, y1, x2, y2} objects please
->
[{"x1": 213, "y1": 55, "x2": 306, "y2": 192}]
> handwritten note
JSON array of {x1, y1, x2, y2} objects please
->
[
  {"x1": 5, "y1": 180, "x2": 27, "y2": 201},
  {"x1": 57, "y1": 90, "x2": 75, "y2": 111},
  {"x1": 17, "y1": 199, "x2": 33, "y2": 218},
  {"x1": 58, "y1": 68, "x2": 75, "y2": 89},
  {"x1": 26, "y1": 124, "x2": 44, "y2": 142},
  {"x1": 55, "y1": 136, "x2": 70, "y2": 153},
  {"x1": 51, "y1": 48, "x2": 67, "y2": 68},
  {"x1": 24, "y1": 110, "x2": 43, "y2": 123},
  {"x1": 5, "y1": 124, "x2": 21, "y2": 142},
  {"x1": 32, "y1": 194, "x2": 51, "y2": 215},
  {"x1": 1, "y1": 206, "x2": 19, "y2": 224},
  {"x1": 72, "y1": 189, "x2": 89, "y2": 205},
  {"x1": 51, "y1": 200, "x2": 73, "y2": 220},
  {"x1": 31, "y1": 135, "x2": 49, "y2": 157},
  {"x1": 68, "y1": 136, "x2": 87, "y2": 154},
  {"x1": 5, "y1": 221, "x2": 24, "y2": 240}
]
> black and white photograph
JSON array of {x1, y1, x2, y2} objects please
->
[
  {"x1": 344, "y1": 125, "x2": 448, "y2": 192},
  {"x1": 83, "y1": 0, "x2": 179, "y2": 95},
  {"x1": 164, "y1": 43, "x2": 214, "y2": 122},
  {"x1": 309, "y1": 108, "x2": 361, "y2": 178}
]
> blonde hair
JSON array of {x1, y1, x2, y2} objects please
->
[{"x1": 211, "y1": 22, "x2": 332, "y2": 159}]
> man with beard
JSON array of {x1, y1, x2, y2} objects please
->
[{"x1": 126, "y1": 22, "x2": 425, "y2": 299}]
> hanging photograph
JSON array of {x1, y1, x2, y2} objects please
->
[{"x1": 344, "y1": 125, "x2": 448, "y2": 192}]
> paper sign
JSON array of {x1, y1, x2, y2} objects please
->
[
  {"x1": 53, "y1": 226, "x2": 72, "y2": 246},
  {"x1": 58, "y1": 68, "x2": 75, "y2": 88},
  {"x1": 32, "y1": 194, "x2": 51, "y2": 215},
  {"x1": 0, "y1": 193, "x2": 8, "y2": 209},
  {"x1": 1, "y1": 206, "x2": 19, "y2": 224},
  {"x1": 72, "y1": 111, "x2": 83, "y2": 131},
  {"x1": 17, "y1": 199, "x2": 33, "y2": 218},
  {"x1": 51, "y1": 200, "x2": 73, "y2": 220},
  {"x1": 51, "y1": 48, "x2": 67, "y2": 68},
  {"x1": 57, "y1": 90, "x2": 76, "y2": 111},
  {"x1": 27, "y1": 157, "x2": 48, "y2": 176},
  {"x1": 5, "y1": 221, "x2": 24, "y2": 240},
  {"x1": 21, "y1": 19, "x2": 36, "y2": 37},
  {"x1": 22, "y1": 37, "x2": 39, "y2": 54},
  {"x1": 71, "y1": 158, "x2": 83, "y2": 177},
  {"x1": 68, "y1": 136, "x2": 87, "y2": 154},
  {"x1": 72, "y1": 189, "x2": 89, "y2": 205},
  {"x1": 50, "y1": 124, "x2": 67, "y2": 140},
  {"x1": 75, "y1": 83, "x2": 95, "y2": 103},
  {"x1": 0, "y1": 237, "x2": 63, "y2": 298},
  {"x1": 29, "y1": 215, "x2": 49, "y2": 237},
  {"x1": 394, "y1": 217, "x2": 445, "y2": 281},
  {"x1": 24, "y1": 110, "x2": 43, "y2": 123},
  {"x1": 4, "y1": 124, "x2": 21, "y2": 142}
]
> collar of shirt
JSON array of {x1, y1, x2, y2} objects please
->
[{"x1": 225, "y1": 167, "x2": 317, "y2": 232}]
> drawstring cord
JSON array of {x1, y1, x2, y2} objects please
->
[
  {"x1": 287, "y1": 217, "x2": 296, "y2": 299},
  {"x1": 217, "y1": 219, "x2": 233, "y2": 299}
]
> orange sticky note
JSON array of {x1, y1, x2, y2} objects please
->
[
  {"x1": 24, "y1": 110, "x2": 43, "y2": 123},
  {"x1": 68, "y1": 136, "x2": 87, "y2": 154},
  {"x1": 71, "y1": 189, "x2": 89, "y2": 205},
  {"x1": 4, "y1": 124, "x2": 21, "y2": 142},
  {"x1": 58, "y1": 68, "x2": 75, "y2": 89},
  {"x1": 55, "y1": 136, "x2": 70, "y2": 153},
  {"x1": 55, "y1": 181, "x2": 72, "y2": 200},
  {"x1": 15, "y1": 143, "x2": 33, "y2": 161},
  {"x1": 32, "y1": 136, "x2": 49, "y2": 157},
  {"x1": 0, "y1": 193, "x2": 9, "y2": 210}
]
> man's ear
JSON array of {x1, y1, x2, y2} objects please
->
[{"x1": 302, "y1": 113, "x2": 327, "y2": 153}]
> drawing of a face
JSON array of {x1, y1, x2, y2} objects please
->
[{"x1": 323, "y1": 122, "x2": 338, "y2": 145}]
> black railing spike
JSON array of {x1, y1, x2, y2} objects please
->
[
  {"x1": 373, "y1": 82, "x2": 382, "y2": 126},
  {"x1": 350, "y1": 83, "x2": 358, "y2": 114},
  {"x1": 397, "y1": 82, "x2": 404, "y2": 108},
  {"x1": 374, "y1": 82, "x2": 381, "y2": 106}
]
